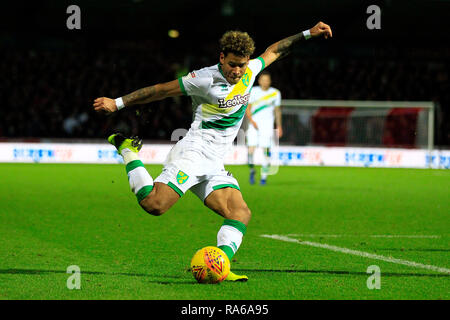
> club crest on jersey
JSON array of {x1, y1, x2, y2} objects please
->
[
  {"x1": 176, "y1": 170, "x2": 189, "y2": 184},
  {"x1": 218, "y1": 93, "x2": 250, "y2": 108},
  {"x1": 241, "y1": 73, "x2": 250, "y2": 86}
]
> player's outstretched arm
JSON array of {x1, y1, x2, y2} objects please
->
[
  {"x1": 93, "y1": 79, "x2": 182, "y2": 114},
  {"x1": 259, "y1": 21, "x2": 332, "y2": 69}
]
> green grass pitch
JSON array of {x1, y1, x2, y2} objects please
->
[{"x1": 0, "y1": 163, "x2": 449, "y2": 299}]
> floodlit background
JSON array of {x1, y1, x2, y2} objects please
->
[{"x1": 1, "y1": 0, "x2": 449, "y2": 147}]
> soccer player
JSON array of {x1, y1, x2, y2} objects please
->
[
  {"x1": 245, "y1": 71, "x2": 282, "y2": 185},
  {"x1": 93, "y1": 22, "x2": 332, "y2": 282}
]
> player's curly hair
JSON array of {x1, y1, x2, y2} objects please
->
[{"x1": 219, "y1": 30, "x2": 255, "y2": 57}]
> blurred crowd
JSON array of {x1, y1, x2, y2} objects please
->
[{"x1": 1, "y1": 39, "x2": 449, "y2": 146}]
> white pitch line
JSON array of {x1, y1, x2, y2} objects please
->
[
  {"x1": 261, "y1": 234, "x2": 450, "y2": 275},
  {"x1": 285, "y1": 234, "x2": 441, "y2": 239},
  {"x1": 370, "y1": 235, "x2": 441, "y2": 239}
]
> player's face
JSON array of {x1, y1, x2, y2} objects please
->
[
  {"x1": 258, "y1": 74, "x2": 271, "y2": 90},
  {"x1": 220, "y1": 52, "x2": 250, "y2": 85}
]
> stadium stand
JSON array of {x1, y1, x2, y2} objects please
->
[{"x1": 1, "y1": 43, "x2": 448, "y2": 147}]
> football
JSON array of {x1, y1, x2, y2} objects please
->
[{"x1": 190, "y1": 246, "x2": 230, "y2": 284}]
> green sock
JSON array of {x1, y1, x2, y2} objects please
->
[
  {"x1": 217, "y1": 219, "x2": 247, "y2": 260},
  {"x1": 126, "y1": 160, "x2": 154, "y2": 203}
]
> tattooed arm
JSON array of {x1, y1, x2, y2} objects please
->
[
  {"x1": 259, "y1": 21, "x2": 332, "y2": 68},
  {"x1": 93, "y1": 79, "x2": 182, "y2": 114}
]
